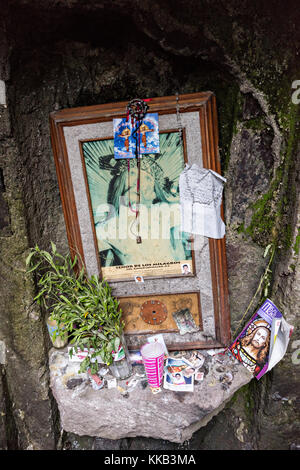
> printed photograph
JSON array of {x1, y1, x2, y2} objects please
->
[
  {"x1": 163, "y1": 357, "x2": 194, "y2": 392},
  {"x1": 113, "y1": 113, "x2": 160, "y2": 159},
  {"x1": 229, "y1": 317, "x2": 271, "y2": 377},
  {"x1": 181, "y1": 263, "x2": 191, "y2": 275},
  {"x1": 172, "y1": 308, "x2": 200, "y2": 335},
  {"x1": 186, "y1": 350, "x2": 205, "y2": 369},
  {"x1": 81, "y1": 131, "x2": 193, "y2": 280}
]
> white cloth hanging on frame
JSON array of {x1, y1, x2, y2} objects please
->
[{"x1": 179, "y1": 163, "x2": 226, "y2": 239}]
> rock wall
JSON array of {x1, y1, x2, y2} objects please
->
[{"x1": 0, "y1": 0, "x2": 299, "y2": 449}]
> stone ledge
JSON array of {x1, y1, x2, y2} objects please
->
[{"x1": 49, "y1": 348, "x2": 252, "y2": 443}]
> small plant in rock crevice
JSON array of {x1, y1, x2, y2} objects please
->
[{"x1": 26, "y1": 242, "x2": 124, "y2": 373}]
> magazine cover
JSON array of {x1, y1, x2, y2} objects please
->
[
  {"x1": 229, "y1": 298, "x2": 282, "y2": 380},
  {"x1": 163, "y1": 357, "x2": 194, "y2": 392}
]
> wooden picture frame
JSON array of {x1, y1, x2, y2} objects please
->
[{"x1": 49, "y1": 92, "x2": 231, "y2": 350}]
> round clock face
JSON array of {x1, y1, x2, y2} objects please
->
[{"x1": 140, "y1": 300, "x2": 168, "y2": 326}]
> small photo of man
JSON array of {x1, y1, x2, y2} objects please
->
[
  {"x1": 172, "y1": 372, "x2": 186, "y2": 385},
  {"x1": 134, "y1": 275, "x2": 144, "y2": 283},
  {"x1": 181, "y1": 263, "x2": 191, "y2": 275}
]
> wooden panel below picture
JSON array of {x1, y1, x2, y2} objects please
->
[{"x1": 119, "y1": 292, "x2": 202, "y2": 335}]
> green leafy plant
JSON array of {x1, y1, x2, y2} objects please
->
[{"x1": 26, "y1": 242, "x2": 124, "y2": 373}]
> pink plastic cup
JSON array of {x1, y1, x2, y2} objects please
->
[{"x1": 140, "y1": 342, "x2": 165, "y2": 388}]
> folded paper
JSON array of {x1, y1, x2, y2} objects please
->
[{"x1": 179, "y1": 163, "x2": 226, "y2": 239}]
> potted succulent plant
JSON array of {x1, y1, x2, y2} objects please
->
[{"x1": 26, "y1": 242, "x2": 132, "y2": 378}]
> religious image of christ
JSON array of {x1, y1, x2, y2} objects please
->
[
  {"x1": 95, "y1": 160, "x2": 188, "y2": 268},
  {"x1": 230, "y1": 319, "x2": 271, "y2": 376},
  {"x1": 82, "y1": 131, "x2": 192, "y2": 279}
]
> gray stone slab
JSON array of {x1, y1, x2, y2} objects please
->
[{"x1": 49, "y1": 347, "x2": 252, "y2": 443}]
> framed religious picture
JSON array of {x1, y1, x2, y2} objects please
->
[{"x1": 49, "y1": 92, "x2": 231, "y2": 350}]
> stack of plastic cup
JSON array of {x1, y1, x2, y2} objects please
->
[{"x1": 140, "y1": 342, "x2": 165, "y2": 388}]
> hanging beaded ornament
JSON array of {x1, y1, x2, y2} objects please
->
[
  {"x1": 126, "y1": 98, "x2": 149, "y2": 244},
  {"x1": 126, "y1": 98, "x2": 149, "y2": 124}
]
